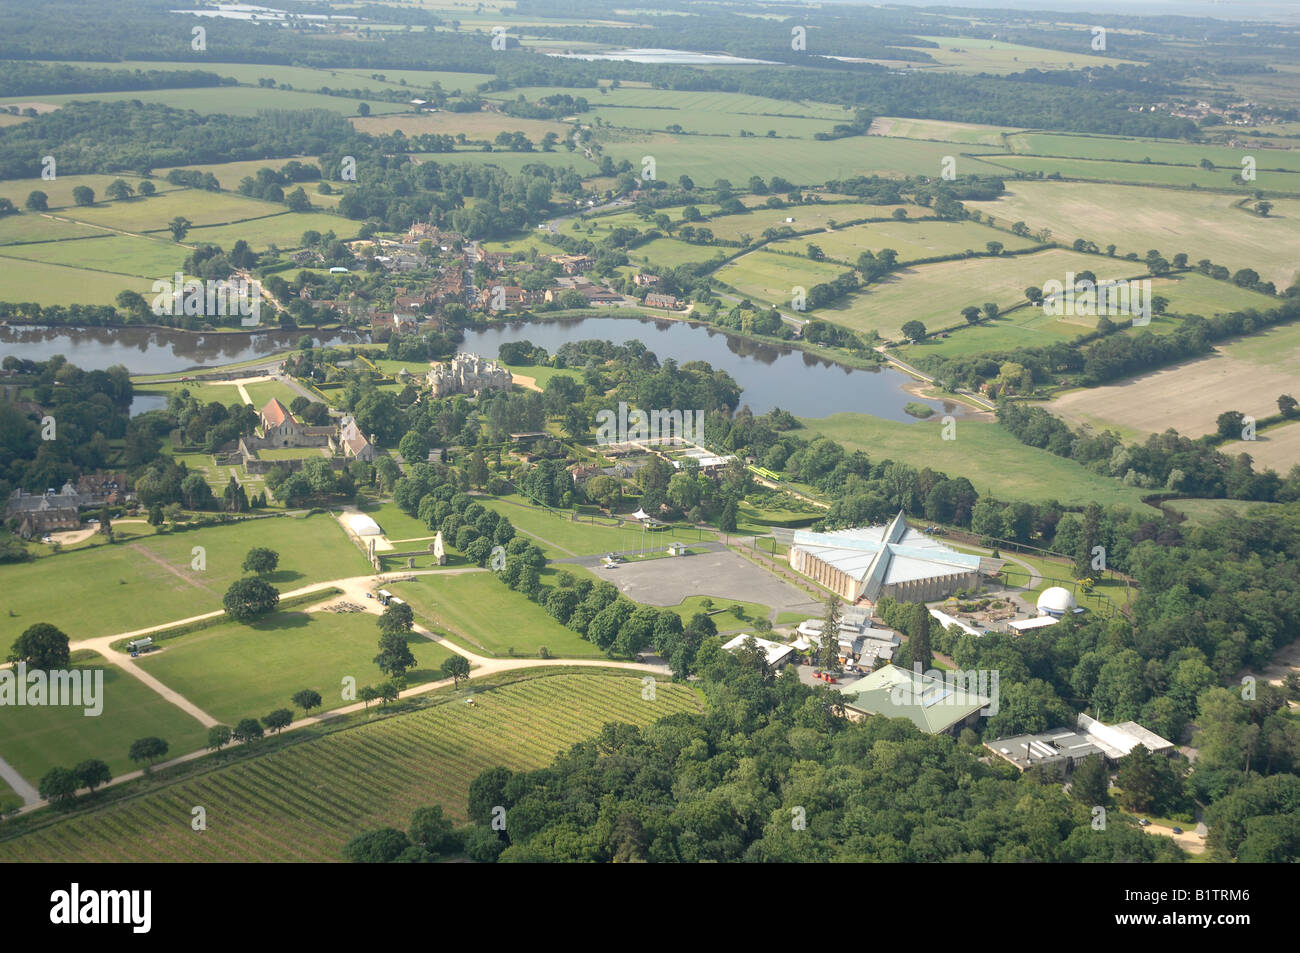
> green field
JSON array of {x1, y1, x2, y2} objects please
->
[
  {"x1": 0, "y1": 86, "x2": 408, "y2": 117},
  {"x1": 183, "y1": 211, "x2": 355, "y2": 250},
  {"x1": 0, "y1": 515, "x2": 369, "y2": 641},
  {"x1": 703, "y1": 201, "x2": 933, "y2": 241},
  {"x1": 629, "y1": 236, "x2": 727, "y2": 270},
  {"x1": 767, "y1": 219, "x2": 1039, "y2": 265},
  {"x1": 0, "y1": 254, "x2": 150, "y2": 304},
  {"x1": 967, "y1": 182, "x2": 1300, "y2": 290},
  {"x1": 817, "y1": 248, "x2": 1135, "y2": 341},
  {"x1": 598, "y1": 131, "x2": 962, "y2": 187},
  {"x1": 0, "y1": 652, "x2": 210, "y2": 784},
  {"x1": 0, "y1": 673, "x2": 702, "y2": 862},
  {"x1": 389, "y1": 570, "x2": 604, "y2": 658},
  {"x1": 55, "y1": 188, "x2": 286, "y2": 230},
  {"x1": 241, "y1": 380, "x2": 304, "y2": 411},
  {"x1": 804, "y1": 411, "x2": 1154, "y2": 508},
  {"x1": 967, "y1": 154, "x2": 1300, "y2": 195},
  {"x1": 714, "y1": 250, "x2": 850, "y2": 309},
  {"x1": 358, "y1": 501, "x2": 435, "y2": 542},
  {"x1": 873, "y1": 116, "x2": 1018, "y2": 146},
  {"x1": 0, "y1": 214, "x2": 107, "y2": 244},
  {"x1": 135, "y1": 604, "x2": 455, "y2": 726},
  {"x1": 1, "y1": 233, "x2": 185, "y2": 279},
  {"x1": 1007, "y1": 132, "x2": 1300, "y2": 174},
  {"x1": 897, "y1": 36, "x2": 1137, "y2": 74},
  {"x1": 481, "y1": 495, "x2": 704, "y2": 558},
  {"x1": 0, "y1": 175, "x2": 181, "y2": 210}
]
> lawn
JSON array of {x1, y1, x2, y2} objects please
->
[
  {"x1": 481, "y1": 495, "x2": 705, "y2": 557},
  {"x1": 0, "y1": 514, "x2": 369, "y2": 641},
  {"x1": 0, "y1": 672, "x2": 701, "y2": 862},
  {"x1": 389, "y1": 570, "x2": 605, "y2": 658},
  {"x1": 241, "y1": 380, "x2": 304, "y2": 411},
  {"x1": 0, "y1": 651, "x2": 210, "y2": 785},
  {"x1": 359, "y1": 501, "x2": 435, "y2": 542},
  {"x1": 135, "y1": 603, "x2": 455, "y2": 726},
  {"x1": 804, "y1": 411, "x2": 1155, "y2": 509}
]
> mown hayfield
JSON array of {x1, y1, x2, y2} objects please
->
[
  {"x1": 817, "y1": 248, "x2": 1132, "y2": 340},
  {"x1": 714, "y1": 249, "x2": 850, "y2": 308},
  {"x1": 135, "y1": 604, "x2": 455, "y2": 726},
  {"x1": 705, "y1": 201, "x2": 933, "y2": 241},
  {"x1": 0, "y1": 175, "x2": 182, "y2": 210},
  {"x1": 2, "y1": 233, "x2": 184, "y2": 279},
  {"x1": 0, "y1": 673, "x2": 703, "y2": 862},
  {"x1": 0, "y1": 255, "x2": 150, "y2": 305},
  {"x1": 0, "y1": 86, "x2": 408, "y2": 117},
  {"x1": 967, "y1": 154, "x2": 1300, "y2": 195},
  {"x1": 871, "y1": 116, "x2": 1017, "y2": 146},
  {"x1": 1007, "y1": 132, "x2": 1300, "y2": 173},
  {"x1": 0, "y1": 515, "x2": 369, "y2": 641},
  {"x1": 1047, "y1": 329, "x2": 1300, "y2": 443},
  {"x1": 0, "y1": 652, "x2": 210, "y2": 784},
  {"x1": 1147, "y1": 271, "x2": 1279, "y2": 318},
  {"x1": 390, "y1": 570, "x2": 604, "y2": 658},
  {"x1": 184, "y1": 211, "x2": 354, "y2": 249},
  {"x1": 1219, "y1": 420, "x2": 1300, "y2": 472},
  {"x1": 767, "y1": 219, "x2": 1039, "y2": 264},
  {"x1": 967, "y1": 181, "x2": 1300, "y2": 289},
  {"x1": 599, "y1": 131, "x2": 958, "y2": 186},
  {"x1": 804, "y1": 411, "x2": 1153, "y2": 508}
]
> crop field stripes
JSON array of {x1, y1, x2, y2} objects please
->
[{"x1": 0, "y1": 675, "x2": 701, "y2": 862}]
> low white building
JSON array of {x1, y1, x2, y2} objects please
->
[{"x1": 722, "y1": 634, "x2": 796, "y2": 670}]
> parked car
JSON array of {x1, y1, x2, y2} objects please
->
[
  {"x1": 1171, "y1": 827, "x2": 1183, "y2": 835},
  {"x1": 1139, "y1": 818, "x2": 1151, "y2": 827}
]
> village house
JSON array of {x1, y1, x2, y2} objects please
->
[
  {"x1": 632, "y1": 273, "x2": 661, "y2": 287},
  {"x1": 548, "y1": 253, "x2": 593, "y2": 275},
  {"x1": 644, "y1": 292, "x2": 680, "y2": 309}
]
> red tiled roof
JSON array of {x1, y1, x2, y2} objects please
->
[{"x1": 261, "y1": 398, "x2": 293, "y2": 427}]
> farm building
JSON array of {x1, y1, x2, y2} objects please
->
[{"x1": 788, "y1": 511, "x2": 988, "y2": 604}]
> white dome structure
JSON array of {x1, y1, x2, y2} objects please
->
[{"x1": 1037, "y1": 586, "x2": 1076, "y2": 617}]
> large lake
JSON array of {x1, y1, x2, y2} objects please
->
[
  {"x1": 1, "y1": 316, "x2": 973, "y2": 422},
  {"x1": 456, "y1": 315, "x2": 971, "y2": 421}
]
